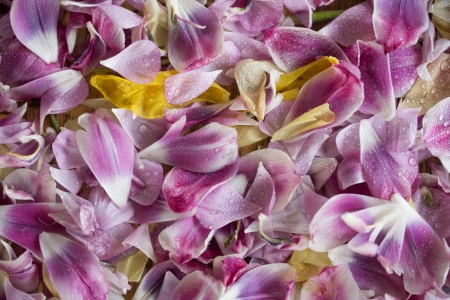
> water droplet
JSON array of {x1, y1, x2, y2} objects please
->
[
  {"x1": 439, "y1": 115, "x2": 445, "y2": 121},
  {"x1": 214, "y1": 148, "x2": 220, "y2": 153},
  {"x1": 138, "y1": 124, "x2": 148, "y2": 133},
  {"x1": 435, "y1": 222, "x2": 442, "y2": 229},
  {"x1": 174, "y1": 88, "x2": 181, "y2": 97},
  {"x1": 440, "y1": 60, "x2": 450, "y2": 72},
  {"x1": 408, "y1": 157, "x2": 417, "y2": 166}
]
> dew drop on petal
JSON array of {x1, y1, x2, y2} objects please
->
[
  {"x1": 138, "y1": 124, "x2": 148, "y2": 133},
  {"x1": 408, "y1": 157, "x2": 417, "y2": 166},
  {"x1": 435, "y1": 222, "x2": 442, "y2": 229}
]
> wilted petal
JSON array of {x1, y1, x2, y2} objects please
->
[
  {"x1": 139, "y1": 117, "x2": 238, "y2": 173},
  {"x1": 10, "y1": 0, "x2": 59, "y2": 64},
  {"x1": 360, "y1": 119, "x2": 416, "y2": 200},
  {"x1": 239, "y1": 149, "x2": 301, "y2": 213},
  {"x1": 3, "y1": 169, "x2": 55, "y2": 203},
  {"x1": 77, "y1": 109, "x2": 134, "y2": 207},
  {"x1": 169, "y1": 271, "x2": 225, "y2": 300},
  {"x1": 167, "y1": 0, "x2": 223, "y2": 71},
  {"x1": 358, "y1": 41, "x2": 395, "y2": 120},
  {"x1": 101, "y1": 40, "x2": 161, "y2": 84},
  {"x1": 319, "y1": 4, "x2": 375, "y2": 46},
  {"x1": 163, "y1": 161, "x2": 238, "y2": 213},
  {"x1": 65, "y1": 12, "x2": 90, "y2": 54},
  {"x1": 300, "y1": 265, "x2": 368, "y2": 300},
  {"x1": 40, "y1": 232, "x2": 110, "y2": 299},
  {"x1": 196, "y1": 182, "x2": 260, "y2": 230},
  {"x1": 158, "y1": 216, "x2": 215, "y2": 264},
  {"x1": 373, "y1": 0, "x2": 428, "y2": 52},
  {"x1": 0, "y1": 135, "x2": 45, "y2": 168},
  {"x1": 264, "y1": 27, "x2": 349, "y2": 72},
  {"x1": 221, "y1": 263, "x2": 295, "y2": 300},
  {"x1": 0, "y1": 203, "x2": 66, "y2": 259}
]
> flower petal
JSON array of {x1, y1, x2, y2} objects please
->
[
  {"x1": 423, "y1": 97, "x2": 450, "y2": 157},
  {"x1": 53, "y1": 129, "x2": 85, "y2": 170},
  {"x1": 10, "y1": 0, "x2": 59, "y2": 64},
  {"x1": 40, "y1": 232, "x2": 110, "y2": 299},
  {"x1": 49, "y1": 167, "x2": 83, "y2": 195},
  {"x1": 389, "y1": 45, "x2": 422, "y2": 98},
  {"x1": 101, "y1": 40, "x2": 161, "y2": 84},
  {"x1": 169, "y1": 271, "x2": 225, "y2": 300},
  {"x1": 77, "y1": 109, "x2": 134, "y2": 207}
]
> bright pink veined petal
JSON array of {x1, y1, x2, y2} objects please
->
[
  {"x1": 10, "y1": 0, "x2": 59, "y2": 64},
  {"x1": 77, "y1": 109, "x2": 135, "y2": 207},
  {"x1": 373, "y1": 0, "x2": 429, "y2": 52},
  {"x1": 101, "y1": 40, "x2": 161, "y2": 84},
  {"x1": 40, "y1": 232, "x2": 110, "y2": 299}
]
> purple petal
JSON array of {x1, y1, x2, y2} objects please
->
[
  {"x1": 3, "y1": 169, "x2": 56, "y2": 203},
  {"x1": 196, "y1": 182, "x2": 260, "y2": 229},
  {"x1": 308, "y1": 157, "x2": 338, "y2": 191},
  {"x1": 101, "y1": 40, "x2": 161, "y2": 84},
  {"x1": 244, "y1": 162, "x2": 276, "y2": 216},
  {"x1": 130, "y1": 159, "x2": 163, "y2": 206},
  {"x1": 77, "y1": 109, "x2": 135, "y2": 207},
  {"x1": 53, "y1": 129, "x2": 85, "y2": 169},
  {"x1": 337, "y1": 153, "x2": 365, "y2": 190},
  {"x1": 158, "y1": 216, "x2": 215, "y2": 264},
  {"x1": 164, "y1": 69, "x2": 222, "y2": 105},
  {"x1": 385, "y1": 108, "x2": 420, "y2": 153},
  {"x1": 319, "y1": 4, "x2": 375, "y2": 46},
  {"x1": 40, "y1": 232, "x2": 110, "y2": 299},
  {"x1": 10, "y1": 0, "x2": 59, "y2": 63},
  {"x1": 283, "y1": 0, "x2": 312, "y2": 28},
  {"x1": 373, "y1": 0, "x2": 429, "y2": 52},
  {"x1": 224, "y1": 32, "x2": 271, "y2": 61},
  {"x1": 168, "y1": 0, "x2": 223, "y2": 71},
  {"x1": 65, "y1": 12, "x2": 90, "y2": 54},
  {"x1": 169, "y1": 271, "x2": 225, "y2": 300},
  {"x1": 0, "y1": 135, "x2": 45, "y2": 168},
  {"x1": 50, "y1": 167, "x2": 83, "y2": 195},
  {"x1": 164, "y1": 102, "x2": 231, "y2": 127},
  {"x1": 163, "y1": 161, "x2": 238, "y2": 213},
  {"x1": 139, "y1": 118, "x2": 238, "y2": 173},
  {"x1": 130, "y1": 198, "x2": 196, "y2": 224},
  {"x1": 239, "y1": 149, "x2": 301, "y2": 213},
  {"x1": 0, "y1": 203, "x2": 67, "y2": 259},
  {"x1": 264, "y1": 27, "x2": 349, "y2": 72},
  {"x1": 221, "y1": 263, "x2": 295, "y2": 300},
  {"x1": 123, "y1": 224, "x2": 156, "y2": 261},
  {"x1": 416, "y1": 187, "x2": 450, "y2": 239},
  {"x1": 423, "y1": 97, "x2": 450, "y2": 157},
  {"x1": 358, "y1": 41, "x2": 396, "y2": 120},
  {"x1": 389, "y1": 44, "x2": 422, "y2": 98}
]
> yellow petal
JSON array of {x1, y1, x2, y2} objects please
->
[
  {"x1": 116, "y1": 250, "x2": 149, "y2": 282},
  {"x1": 281, "y1": 90, "x2": 300, "y2": 101},
  {"x1": 233, "y1": 125, "x2": 269, "y2": 148},
  {"x1": 272, "y1": 103, "x2": 335, "y2": 141},
  {"x1": 288, "y1": 248, "x2": 332, "y2": 283},
  {"x1": 433, "y1": 15, "x2": 450, "y2": 40},
  {"x1": 276, "y1": 56, "x2": 339, "y2": 92},
  {"x1": 399, "y1": 53, "x2": 450, "y2": 115},
  {"x1": 90, "y1": 71, "x2": 229, "y2": 119}
]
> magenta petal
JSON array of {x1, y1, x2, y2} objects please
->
[
  {"x1": 360, "y1": 119, "x2": 416, "y2": 200},
  {"x1": 101, "y1": 40, "x2": 161, "y2": 84},
  {"x1": 53, "y1": 129, "x2": 85, "y2": 169},
  {"x1": 239, "y1": 149, "x2": 301, "y2": 213},
  {"x1": 169, "y1": 271, "x2": 225, "y2": 300},
  {"x1": 196, "y1": 182, "x2": 260, "y2": 229},
  {"x1": 337, "y1": 153, "x2": 365, "y2": 190},
  {"x1": 373, "y1": 0, "x2": 429, "y2": 52},
  {"x1": 139, "y1": 118, "x2": 238, "y2": 173},
  {"x1": 358, "y1": 41, "x2": 396, "y2": 120},
  {"x1": 158, "y1": 216, "x2": 215, "y2": 264},
  {"x1": 50, "y1": 167, "x2": 83, "y2": 195},
  {"x1": 319, "y1": 4, "x2": 375, "y2": 46},
  {"x1": 10, "y1": 0, "x2": 59, "y2": 64},
  {"x1": 40, "y1": 232, "x2": 110, "y2": 298},
  {"x1": 130, "y1": 159, "x2": 163, "y2": 206},
  {"x1": 168, "y1": 0, "x2": 223, "y2": 71},
  {"x1": 77, "y1": 109, "x2": 135, "y2": 207},
  {"x1": 65, "y1": 12, "x2": 90, "y2": 54},
  {"x1": 264, "y1": 27, "x2": 349, "y2": 72},
  {"x1": 164, "y1": 102, "x2": 231, "y2": 127},
  {"x1": 130, "y1": 198, "x2": 196, "y2": 224},
  {"x1": 113, "y1": 108, "x2": 167, "y2": 150},
  {"x1": 164, "y1": 69, "x2": 222, "y2": 105},
  {"x1": 221, "y1": 263, "x2": 295, "y2": 300},
  {"x1": 244, "y1": 162, "x2": 276, "y2": 216},
  {"x1": 163, "y1": 161, "x2": 238, "y2": 213},
  {"x1": 423, "y1": 97, "x2": 450, "y2": 157},
  {"x1": 3, "y1": 169, "x2": 56, "y2": 203},
  {"x1": 0, "y1": 203, "x2": 66, "y2": 259},
  {"x1": 389, "y1": 45, "x2": 422, "y2": 98}
]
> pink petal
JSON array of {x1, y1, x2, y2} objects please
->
[
  {"x1": 163, "y1": 161, "x2": 238, "y2": 213},
  {"x1": 3, "y1": 169, "x2": 56, "y2": 203},
  {"x1": 101, "y1": 40, "x2": 161, "y2": 84},
  {"x1": 50, "y1": 167, "x2": 83, "y2": 195},
  {"x1": 164, "y1": 102, "x2": 231, "y2": 127},
  {"x1": 10, "y1": 0, "x2": 59, "y2": 64},
  {"x1": 168, "y1": 0, "x2": 223, "y2": 71},
  {"x1": 65, "y1": 12, "x2": 90, "y2": 54},
  {"x1": 39, "y1": 232, "x2": 110, "y2": 298},
  {"x1": 196, "y1": 182, "x2": 260, "y2": 229},
  {"x1": 139, "y1": 117, "x2": 238, "y2": 173},
  {"x1": 224, "y1": 32, "x2": 271, "y2": 61},
  {"x1": 244, "y1": 162, "x2": 276, "y2": 217},
  {"x1": 158, "y1": 216, "x2": 215, "y2": 264},
  {"x1": 169, "y1": 271, "x2": 225, "y2": 300},
  {"x1": 319, "y1": 4, "x2": 375, "y2": 46},
  {"x1": 283, "y1": 0, "x2": 312, "y2": 28},
  {"x1": 337, "y1": 152, "x2": 365, "y2": 190},
  {"x1": 123, "y1": 224, "x2": 156, "y2": 261},
  {"x1": 389, "y1": 44, "x2": 422, "y2": 98},
  {"x1": 130, "y1": 198, "x2": 196, "y2": 224},
  {"x1": 130, "y1": 159, "x2": 163, "y2": 206},
  {"x1": 358, "y1": 41, "x2": 396, "y2": 120},
  {"x1": 164, "y1": 69, "x2": 222, "y2": 105},
  {"x1": 53, "y1": 129, "x2": 85, "y2": 169},
  {"x1": 385, "y1": 108, "x2": 420, "y2": 153},
  {"x1": 264, "y1": 27, "x2": 349, "y2": 72},
  {"x1": 373, "y1": 0, "x2": 429, "y2": 52},
  {"x1": 423, "y1": 97, "x2": 450, "y2": 157},
  {"x1": 77, "y1": 109, "x2": 135, "y2": 207}
]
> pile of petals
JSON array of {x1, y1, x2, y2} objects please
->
[{"x1": 1, "y1": 0, "x2": 450, "y2": 298}]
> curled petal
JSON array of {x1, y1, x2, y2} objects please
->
[
  {"x1": 77, "y1": 109, "x2": 134, "y2": 207},
  {"x1": 0, "y1": 134, "x2": 45, "y2": 168},
  {"x1": 49, "y1": 167, "x2": 83, "y2": 195},
  {"x1": 169, "y1": 271, "x2": 225, "y2": 300},
  {"x1": 264, "y1": 27, "x2": 349, "y2": 72},
  {"x1": 3, "y1": 169, "x2": 55, "y2": 203},
  {"x1": 101, "y1": 40, "x2": 161, "y2": 84},
  {"x1": 10, "y1": 0, "x2": 59, "y2": 64}
]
